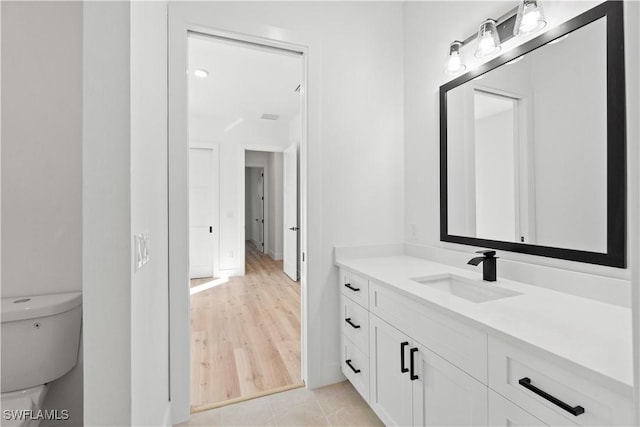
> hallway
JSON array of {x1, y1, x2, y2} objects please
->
[{"x1": 190, "y1": 242, "x2": 302, "y2": 412}]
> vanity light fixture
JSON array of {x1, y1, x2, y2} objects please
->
[
  {"x1": 475, "y1": 19, "x2": 502, "y2": 58},
  {"x1": 445, "y1": 41, "x2": 466, "y2": 75},
  {"x1": 443, "y1": 2, "x2": 552, "y2": 74},
  {"x1": 514, "y1": 0, "x2": 547, "y2": 36}
]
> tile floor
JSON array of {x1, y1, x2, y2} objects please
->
[{"x1": 176, "y1": 381, "x2": 384, "y2": 427}]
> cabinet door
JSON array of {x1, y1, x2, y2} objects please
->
[
  {"x1": 488, "y1": 390, "x2": 548, "y2": 426},
  {"x1": 412, "y1": 342, "x2": 488, "y2": 426},
  {"x1": 370, "y1": 315, "x2": 413, "y2": 426}
]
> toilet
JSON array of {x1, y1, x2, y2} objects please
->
[{"x1": 1, "y1": 293, "x2": 82, "y2": 427}]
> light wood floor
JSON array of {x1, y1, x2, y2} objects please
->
[{"x1": 190, "y1": 242, "x2": 301, "y2": 412}]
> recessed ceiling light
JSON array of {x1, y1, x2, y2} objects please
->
[{"x1": 193, "y1": 69, "x2": 209, "y2": 79}]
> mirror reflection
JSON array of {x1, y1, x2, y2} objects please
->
[{"x1": 446, "y1": 16, "x2": 607, "y2": 253}]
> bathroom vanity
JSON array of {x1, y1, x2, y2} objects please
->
[{"x1": 336, "y1": 255, "x2": 633, "y2": 426}]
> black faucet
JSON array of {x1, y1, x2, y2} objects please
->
[{"x1": 467, "y1": 250, "x2": 498, "y2": 282}]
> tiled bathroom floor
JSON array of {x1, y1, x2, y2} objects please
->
[{"x1": 176, "y1": 380, "x2": 384, "y2": 426}]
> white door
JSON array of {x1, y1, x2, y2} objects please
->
[
  {"x1": 369, "y1": 315, "x2": 414, "y2": 426},
  {"x1": 189, "y1": 147, "x2": 215, "y2": 278},
  {"x1": 283, "y1": 144, "x2": 298, "y2": 280},
  {"x1": 412, "y1": 342, "x2": 488, "y2": 426}
]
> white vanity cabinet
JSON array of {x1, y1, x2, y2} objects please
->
[
  {"x1": 369, "y1": 314, "x2": 414, "y2": 426},
  {"x1": 337, "y1": 264, "x2": 635, "y2": 427},
  {"x1": 368, "y1": 292, "x2": 488, "y2": 426},
  {"x1": 488, "y1": 336, "x2": 635, "y2": 427},
  {"x1": 340, "y1": 270, "x2": 371, "y2": 401},
  {"x1": 341, "y1": 268, "x2": 488, "y2": 426}
]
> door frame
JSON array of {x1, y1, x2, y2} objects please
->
[
  {"x1": 283, "y1": 143, "x2": 299, "y2": 281},
  {"x1": 168, "y1": 16, "x2": 310, "y2": 424},
  {"x1": 189, "y1": 141, "x2": 220, "y2": 280}
]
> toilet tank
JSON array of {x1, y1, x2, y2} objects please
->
[{"x1": 1, "y1": 292, "x2": 82, "y2": 393}]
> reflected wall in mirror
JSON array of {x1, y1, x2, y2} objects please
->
[{"x1": 440, "y1": 1, "x2": 626, "y2": 267}]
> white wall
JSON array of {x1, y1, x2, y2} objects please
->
[
  {"x1": 1, "y1": 2, "x2": 83, "y2": 296},
  {"x1": 130, "y1": 1, "x2": 171, "y2": 426},
  {"x1": 1, "y1": 2, "x2": 83, "y2": 425},
  {"x1": 83, "y1": 2, "x2": 132, "y2": 425},
  {"x1": 403, "y1": 1, "x2": 637, "y2": 306},
  {"x1": 170, "y1": 5, "x2": 404, "y2": 421},
  {"x1": 530, "y1": 18, "x2": 607, "y2": 252}
]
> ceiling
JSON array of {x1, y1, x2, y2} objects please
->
[{"x1": 188, "y1": 34, "x2": 302, "y2": 144}]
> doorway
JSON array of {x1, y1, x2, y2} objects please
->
[
  {"x1": 185, "y1": 32, "x2": 304, "y2": 413},
  {"x1": 245, "y1": 167, "x2": 265, "y2": 253}
]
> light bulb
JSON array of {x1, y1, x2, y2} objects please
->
[
  {"x1": 444, "y1": 41, "x2": 466, "y2": 75},
  {"x1": 514, "y1": 0, "x2": 547, "y2": 36},
  {"x1": 520, "y1": 10, "x2": 540, "y2": 33},
  {"x1": 447, "y1": 54, "x2": 463, "y2": 73},
  {"x1": 475, "y1": 19, "x2": 501, "y2": 58},
  {"x1": 479, "y1": 35, "x2": 495, "y2": 52}
]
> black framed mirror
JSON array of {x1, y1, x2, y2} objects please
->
[{"x1": 440, "y1": 1, "x2": 626, "y2": 268}]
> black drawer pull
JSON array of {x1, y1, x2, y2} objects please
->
[
  {"x1": 345, "y1": 318, "x2": 361, "y2": 329},
  {"x1": 344, "y1": 283, "x2": 360, "y2": 292},
  {"x1": 346, "y1": 359, "x2": 361, "y2": 374},
  {"x1": 518, "y1": 377, "x2": 584, "y2": 416},
  {"x1": 400, "y1": 342, "x2": 409, "y2": 373},
  {"x1": 410, "y1": 347, "x2": 419, "y2": 380}
]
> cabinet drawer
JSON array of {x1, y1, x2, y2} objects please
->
[
  {"x1": 488, "y1": 336, "x2": 634, "y2": 426},
  {"x1": 342, "y1": 336, "x2": 369, "y2": 402},
  {"x1": 341, "y1": 269, "x2": 369, "y2": 308},
  {"x1": 370, "y1": 281, "x2": 487, "y2": 384},
  {"x1": 341, "y1": 295, "x2": 369, "y2": 353},
  {"x1": 488, "y1": 389, "x2": 547, "y2": 426}
]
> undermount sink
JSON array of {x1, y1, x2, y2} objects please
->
[{"x1": 411, "y1": 274, "x2": 522, "y2": 303}]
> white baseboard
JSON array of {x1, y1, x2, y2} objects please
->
[{"x1": 267, "y1": 249, "x2": 283, "y2": 260}]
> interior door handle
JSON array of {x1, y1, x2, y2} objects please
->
[
  {"x1": 289, "y1": 226, "x2": 299, "y2": 231},
  {"x1": 209, "y1": 226, "x2": 212, "y2": 233}
]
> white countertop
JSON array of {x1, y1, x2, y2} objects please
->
[{"x1": 336, "y1": 255, "x2": 633, "y2": 393}]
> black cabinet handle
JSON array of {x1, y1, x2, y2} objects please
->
[
  {"x1": 400, "y1": 342, "x2": 409, "y2": 373},
  {"x1": 344, "y1": 283, "x2": 360, "y2": 292},
  {"x1": 345, "y1": 318, "x2": 360, "y2": 329},
  {"x1": 345, "y1": 359, "x2": 361, "y2": 374},
  {"x1": 410, "y1": 347, "x2": 419, "y2": 380},
  {"x1": 518, "y1": 377, "x2": 584, "y2": 416}
]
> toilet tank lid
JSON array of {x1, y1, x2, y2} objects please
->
[{"x1": 1, "y1": 292, "x2": 82, "y2": 322}]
